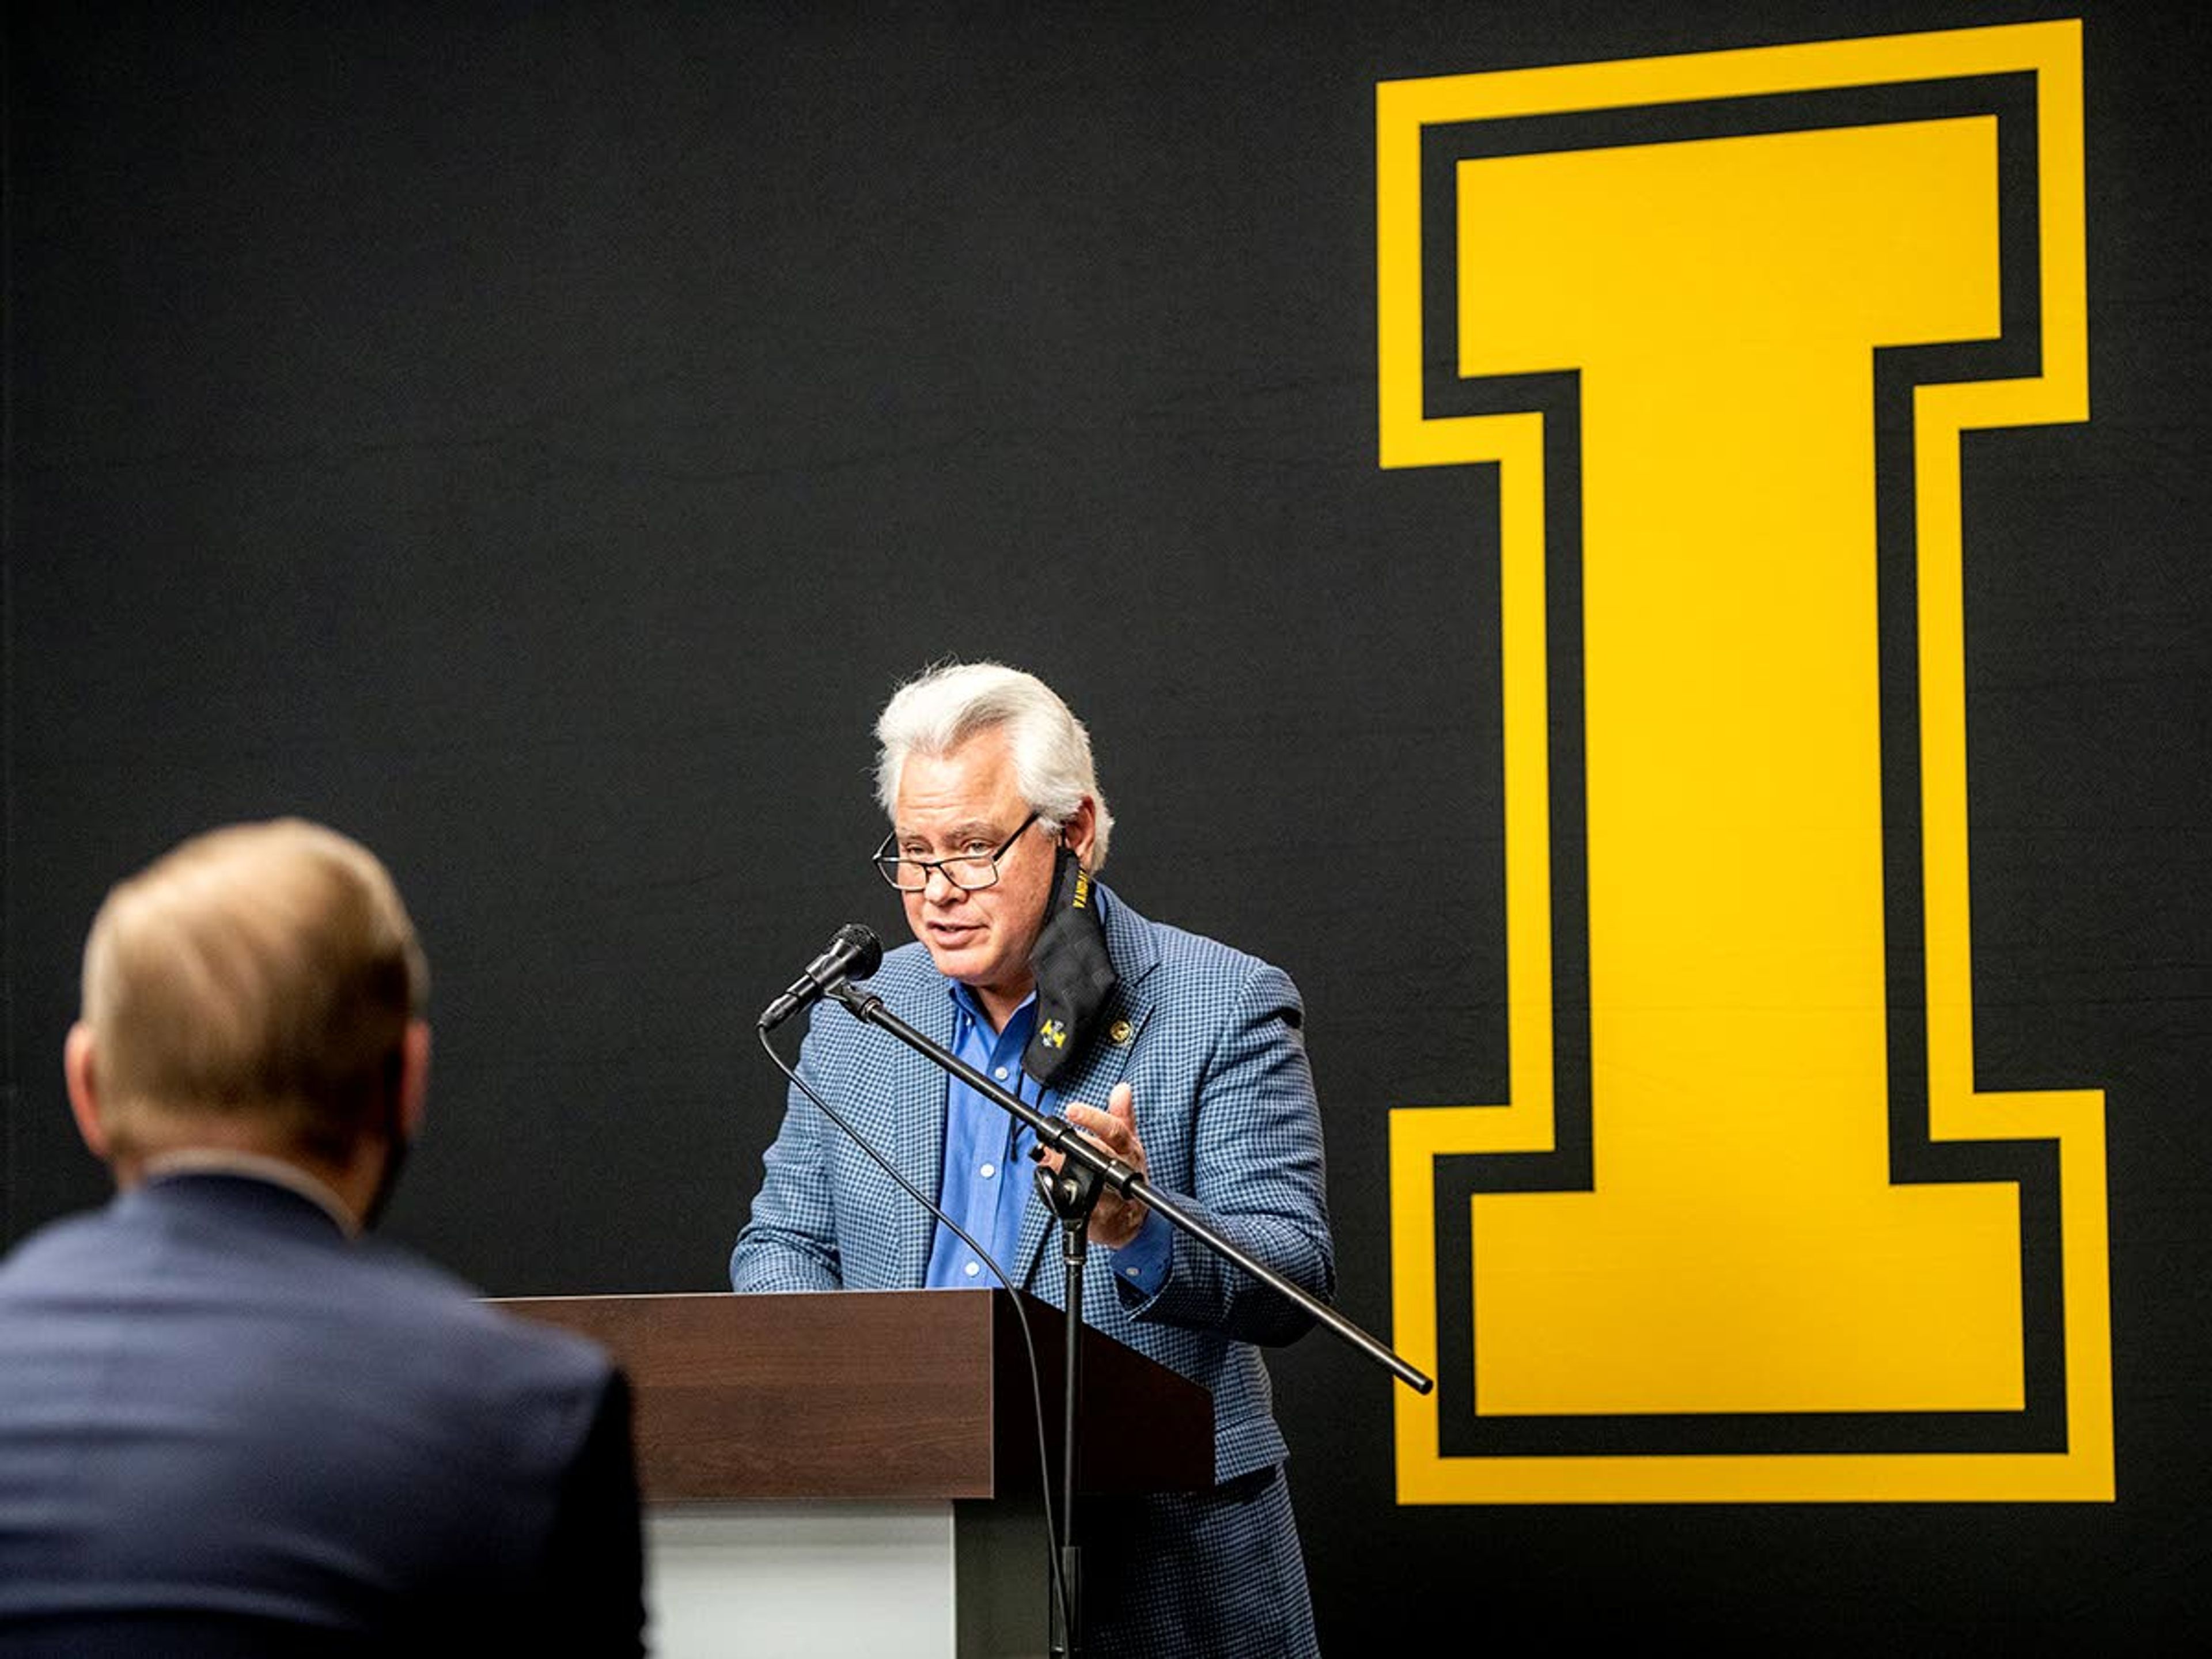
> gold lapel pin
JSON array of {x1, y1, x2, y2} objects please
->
[{"x1": 1109, "y1": 1018, "x2": 1134, "y2": 1046}]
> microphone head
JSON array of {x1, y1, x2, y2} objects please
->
[{"x1": 834, "y1": 923, "x2": 884, "y2": 980}]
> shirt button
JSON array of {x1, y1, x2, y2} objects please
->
[
  {"x1": 980, "y1": 1162, "x2": 996, "y2": 1179},
  {"x1": 994, "y1": 1066, "x2": 1009, "y2": 1080},
  {"x1": 964, "y1": 1261, "x2": 981, "y2": 1278}
]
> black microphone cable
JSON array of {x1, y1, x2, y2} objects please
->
[{"x1": 754, "y1": 1024, "x2": 1075, "y2": 1649}]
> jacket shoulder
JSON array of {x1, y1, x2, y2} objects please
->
[{"x1": 1104, "y1": 889, "x2": 1291, "y2": 997}]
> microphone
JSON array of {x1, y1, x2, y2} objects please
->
[{"x1": 759, "y1": 924, "x2": 884, "y2": 1031}]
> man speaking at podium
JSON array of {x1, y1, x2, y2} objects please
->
[{"x1": 732, "y1": 661, "x2": 1335, "y2": 1658}]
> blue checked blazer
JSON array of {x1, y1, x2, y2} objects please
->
[{"x1": 731, "y1": 885, "x2": 1335, "y2": 1486}]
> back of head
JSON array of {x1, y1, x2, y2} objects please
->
[
  {"x1": 874, "y1": 660, "x2": 1116, "y2": 868},
  {"x1": 80, "y1": 819, "x2": 428, "y2": 1166}
]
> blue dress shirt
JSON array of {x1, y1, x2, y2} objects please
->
[{"x1": 923, "y1": 979, "x2": 1171, "y2": 1293}]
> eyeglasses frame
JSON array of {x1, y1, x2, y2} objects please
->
[{"x1": 872, "y1": 809, "x2": 1044, "y2": 892}]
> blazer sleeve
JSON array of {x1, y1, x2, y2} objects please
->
[
  {"x1": 536, "y1": 1369, "x2": 647, "y2": 1656},
  {"x1": 730, "y1": 1018, "x2": 848, "y2": 1293},
  {"x1": 1116, "y1": 959, "x2": 1336, "y2": 1347}
]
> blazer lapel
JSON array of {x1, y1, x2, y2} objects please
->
[{"x1": 881, "y1": 969, "x2": 956, "y2": 1287}]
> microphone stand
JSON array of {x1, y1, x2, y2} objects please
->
[
  {"x1": 825, "y1": 980, "x2": 1433, "y2": 1657},
  {"x1": 1038, "y1": 1152, "x2": 1101, "y2": 1659}
]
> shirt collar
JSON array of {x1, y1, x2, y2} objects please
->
[
  {"x1": 947, "y1": 979, "x2": 1038, "y2": 1031},
  {"x1": 139, "y1": 1147, "x2": 362, "y2": 1237}
]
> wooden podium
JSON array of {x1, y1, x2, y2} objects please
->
[{"x1": 494, "y1": 1289, "x2": 1213, "y2": 1657}]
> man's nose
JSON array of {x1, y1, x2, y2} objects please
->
[{"x1": 922, "y1": 863, "x2": 964, "y2": 902}]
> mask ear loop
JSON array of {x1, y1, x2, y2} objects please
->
[{"x1": 360, "y1": 1047, "x2": 412, "y2": 1231}]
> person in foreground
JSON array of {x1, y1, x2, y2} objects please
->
[
  {"x1": 0, "y1": 819, "x2": 645, "y2": 1657},
  {"x1": 732, "y1": 661, "x2": 1335, "y2": 1658}
]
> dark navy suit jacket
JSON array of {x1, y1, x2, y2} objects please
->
[{"x1": 0, "y1": 1172, "x2": 643, "y2": 1656}]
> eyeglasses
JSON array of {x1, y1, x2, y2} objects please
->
[{"x1": 873, "y1": 811, "x2": 1041, "y2": 892}]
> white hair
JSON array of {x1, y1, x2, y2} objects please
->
[{"x1": 874, "y1": 661, "x2": 1114, "y2": 870}]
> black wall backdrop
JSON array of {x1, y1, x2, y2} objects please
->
[{"x1": 6, "y1": 2, "x2": 2207, "y2": 1646}]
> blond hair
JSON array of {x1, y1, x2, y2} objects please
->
[{"x1": 80, "y1": 819, "x2": 428, "y2": 1164}]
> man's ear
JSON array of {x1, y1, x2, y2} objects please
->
[
  {"x1": 396, "y1": 1020, "x2": 431, "y2": 1141},
  {"x1": 63, "y1": 1022, "x2": 111, "y2": 1161},
  {"x1": 1062, "y1": 795, "x2": 1100, "y2": 870}
]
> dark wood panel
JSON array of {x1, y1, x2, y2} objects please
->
[{"x1": 493, "y1": 1289, "x2": 1211, "y2": 1503}]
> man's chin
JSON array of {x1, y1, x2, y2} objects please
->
[
  {"x1": 921, "y1": 940, "x2": 984, "y2": 981},
  {"x1": 922, "y1": 944, "x2": 1017, "y2": 1003}
]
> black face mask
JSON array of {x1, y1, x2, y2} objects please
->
[
  {"x1": 358, "y1": 1049, "x2": 412, "y2": 1233},
  {"x1": 1022, "y1": 846, "x2": 1119, "y2": 1089},
  {"x1": 361, "y1": 1130, "x2": 408, "y2": 1233}
]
